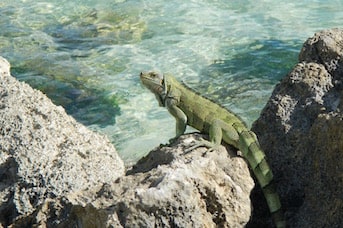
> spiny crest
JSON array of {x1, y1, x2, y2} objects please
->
[{"x1": 170, "y1": 75, "x2": 247, "y2": 126}]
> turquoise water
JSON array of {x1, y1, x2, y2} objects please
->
[{"x1": 1, "y1": 0, "x2": 342, "y2": 162}]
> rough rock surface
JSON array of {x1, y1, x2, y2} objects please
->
[
  {"x1": 11, "y1": 134, "x2": 254, "y2": 227},
  {"x1": 111, "y1": 135, "x2": 254, "y2": 227},
  {"x1": 252, "y1": 28, "x2": 343, "y2": 227},
  {"x1": 0, "y1": 57, "x2": 125, "y2": 227}
]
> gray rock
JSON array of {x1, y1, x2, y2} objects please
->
[
  {"x1": 252, "y1": 29, "x2": 343, "y2": 227},
  {"x1": 0, "y1": 56, "x2": 125, "y2": 226},
  {"x1": 112, "y1": 134, "x2": 254, "y2": 227},
  {"x1": 299, "y1": 28, "x2": 343, "y2": 79},
  {"x1": 11, "y1": 134, "x2": 254, "y2": 227}
]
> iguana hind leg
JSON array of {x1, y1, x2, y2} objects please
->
[{"x1": 185, "y1": 119, "x2": 239, "y2": 153}]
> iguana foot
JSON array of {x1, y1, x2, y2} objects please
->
[
  {"x1": 168, "y1": 136, "x2": 179, "y2": 144},
  {"x1": 184, "y1": 138, "x2": 221, "y2": 154}
]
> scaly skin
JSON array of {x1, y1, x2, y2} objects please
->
[{"x1": 140, "y1": 71, "x2": 286, "y2": 228}]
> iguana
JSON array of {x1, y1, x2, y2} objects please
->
[{"x1": 140, "y1": 71, "x2": 286, "y2": 228}]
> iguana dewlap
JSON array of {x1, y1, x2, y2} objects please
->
[{"x1": 140, "y1": 71, "x2": 286, "y2": 228}]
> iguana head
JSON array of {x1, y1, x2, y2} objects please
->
[{"x1": 140, "y1": 71, "x2": 167, "y2": 107}]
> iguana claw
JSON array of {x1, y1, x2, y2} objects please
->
[{"x1": 184, "y1": 138, "x2": 221, "y2": 154}]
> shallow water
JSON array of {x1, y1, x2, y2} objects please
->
[{"x1": 1, "y1": 0, "x2": 342, "y2": 162}]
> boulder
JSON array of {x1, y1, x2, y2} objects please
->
[
  {"x1": 11, "y1": 134, "x2": 254, "y2": 227},
  {"x1": 111, "y1": 134, "x2": 254, "y2": 227},
  {"x1": 0, "y1": 57, "x2": 125, "y2": 226},
  {"x1": 252, "y1": 28, "x2": 343, "y2": 227}
]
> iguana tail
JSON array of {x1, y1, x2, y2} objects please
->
[{"x1": 236, "y1": 127, "x2": 286, "y2": 228}]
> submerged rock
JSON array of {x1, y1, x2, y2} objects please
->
[
  {"x1": 0, "y1": 56, "x2": 125, "y2": 226},
  {"x1": 252, "y1": 28, "x2": 343, "y2": 227}
]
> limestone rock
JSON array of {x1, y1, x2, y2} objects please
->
[
  {"x1": 12, "y1": 134, "x2": 254, "y2": 227},
  {"x1": 299, "y1": 28, "x2": 343, "y2": 79},
  {"x1": 252, "y1": 29, "x2": 343, "y2": 227},
  {"x1": 0, "y1": 56, "x2": 125, "y2": 227},
  {"x1": 111, "y1": 134, "x2": 254, "y2": 227}
]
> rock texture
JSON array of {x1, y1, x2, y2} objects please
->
[
  {"x1": 113, "y1": 135, "x2": 254, "y2": 227},
  {"x1": 0, "y1": 57, "x2": 125, "y2": 227},
  {"x1": 11, "y1": 134, "x2": 254, "y2": 228},
  {"x1": 252, "y1": 28, "x2": 343, "y2": 227}
]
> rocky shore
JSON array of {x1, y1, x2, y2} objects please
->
[
  {"x1": 0, "y1": 57, "x2": 125, "y2": 226},
  {"x1": 252, "y1": 28, "x2": 343, "y2": 227},
  {"x1": 1, "y1": 29, "x2": 342, "y2": 227}
]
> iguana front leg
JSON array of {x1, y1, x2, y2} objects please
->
[
  {"x1": 164, "y1": 88, "x2": 187, "y2": 139},
  {"x1": 167, "y1": 102, "x2": 187, "y2": 138}
]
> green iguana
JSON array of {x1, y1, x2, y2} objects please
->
[{"x1": 140, "y1": 71, "x2": 286, "y2": 228}]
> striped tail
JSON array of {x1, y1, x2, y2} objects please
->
[{"x1": 237, "y1": 129, "x2": 286, "y2": 228}]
